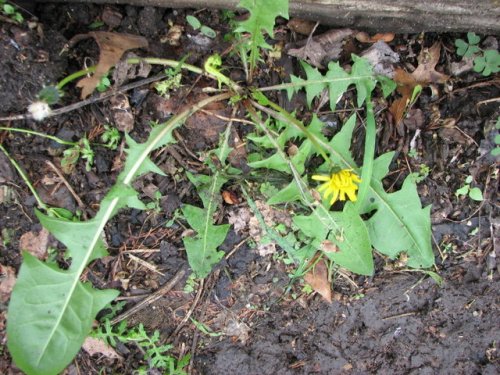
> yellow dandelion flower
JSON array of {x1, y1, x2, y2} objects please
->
[{"x1": 312, "y1": 169, "x2": 362, "y2": 205}]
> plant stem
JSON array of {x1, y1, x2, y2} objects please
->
[
  {"x1": 355, "y1": 94, "x2": 375, "y2": 212},
  {"x1": 0, "y1": 144, "x2": 48, "y2": 211},
  {"x1": 0, "y1": 127, "x2": 77, "y2": 146},
  {"x1": 126, "y1": 57, "x2": 204, "y2": 76},
  {"x1": 249, "y1": 94, "x2": 331, "y2": 166},
  {"x1": 57, "y1": 67, "x2": 96, "y2": 90}
]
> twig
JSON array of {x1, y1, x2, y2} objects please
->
[
  {"x1": 168, "y1": 278, "x2": 205, "y2": 339},
  {"x1": 45, "y1": 160, "x2": 87, "y2": 218},
  {"x1": 0, "y1": 74, "x2": 165, "y2": 122},
  {"x1": 110, "y1": 267, "x2": 186, "y2": 325}
]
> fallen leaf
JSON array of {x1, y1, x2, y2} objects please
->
[
  {"x1": 160, "y1": 24, "x2": 184, "y2": 46},
  {"x1": 356, "y1": 31, "x2": 395, "y2": 43},
  {"x1": 360, "y1": 41, "x2": 399, "y2": 77},
  {"x1": 390, "y1": 43, "x2": 449, "y2": 126},
  {"x1": 82, "y1": 337, "x2": 122, "y2": 360},
  {"x1": 0, "y1": 264, "x2": 16, "y2": 303},
  {"x1": 287, "y1": 28, "x2": 354, "y2": 68},
  {"x1": 19, "y1": 228, "x2": 50, "y2": 260},
  {"x1": 304, "y1": 260, "x2": 332, "y2": 303},
  {"x1": 320, "y1": 240, "x2": 339, "y2": 253},
  {"x1": 287, "y1": 18, "x2": 317, "y2": 35},
  {"x1": 109, "y1": 93, "x2": 134, "y2": 132},
  {"x1": 75, "y1": 32, "x2": 148, "y2": 99},
  {"x1": 112, "y1": 52, "x2": 151, "y2": 87},
  {"x1": 222, "y1": 190, "x2": 239, "y2": 205}
]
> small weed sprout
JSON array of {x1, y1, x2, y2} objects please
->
[
  {"x1": 61, "y1": 136, "x2": 95, "y2": 173},
  {"x1": 92, "y1": 320, "x2": 189, "y2": 374},
  {"x1": 455, "y1": 32, "x2": 500, "y2": 76},
  {"x1": 455, "y1": 175, "x2": 483, "y2": 201},
  {"x1": 0, "y1": 0, "x2": 23, "y2": 23},
  {"x1": 96, "y1": 74, "x2": 111, "y2": 92},
  {"x1": 186, "y1": 15, "x2": 216, "y2": 38},
  {"x1": 101, "y1": 125, "x2": 121, "y2": 150},
  {"x1": 155, "y1": 68, "x2": 182, "y2": 98}
]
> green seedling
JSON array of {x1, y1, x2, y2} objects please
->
[
  {"x1": 0, "y1": 0, "x2": 23, "y2": 23},
  {"x1": 61, "y1": 136, "x2": 95, "y2": 173},
  {"x1": 455, "y1": 175, "x2": 483, "y2": 201},
  {"x1": 183, "y1": 273, "x2": 198, "y2": 293},
  {"x1": 186, "y1": 15, "x2": 216, "y2": 38},
  {"x1": 155, "y1": 68, "x2": 182, "y2": 98},
  {"x1": 101, "y1": 125, "x2": 121, "y2": 150},
  {"x1": 455, "y1": 32, "x2": 500, "y2": 76},
  {"x1": 88, "y1": 20, "x2": 105, "y2": 29},
  {"x1": 93, "y1": 319, "x2": 189, "y2": 374},
  {"x1": 409, "y1": 164, "x2": 430, "y2": 183},
  {"x1": 190, "y1": 318, "x2": 223, "y2": 337},
  {"x1": 96, "y1": 73, "x2": 111, "y2": 92}
]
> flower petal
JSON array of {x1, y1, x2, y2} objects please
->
[{"x1": 312, "y1": 174, "x2": 331, "y2": 181}]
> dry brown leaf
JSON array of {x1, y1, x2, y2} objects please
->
[
  {"x1": 82, "y1": 337, "x2": 122, "y2": 360},
  {"x1": 287, "y1": 18, "x2": 317, "y2": 35},
  {"x1": 19, "y1": 228, "x2": 50, "y2": 260},
  {"x1": 356, "y1": 31, "x2": 395, "y2": 43},
  {"x1": 390, "y1": 43, "x2": 449, "y2": 126},
  {"x1": 287, "y1": 28, "x2": 354, "y2": 68},
  {"x1": 304, "y1": 260, "x2": 332, "y2": 303},
  {"x1": 0, "y1": 264, "x2": 16, "y2": 303},
  {"x1": 320, "y1": 240, "x2": 339, "y2": 253},
  {"x1": 222, "y1": 190, "x2": 239, "y2": 205},
  {"x1": 109, "y1": 93, "x2": 134, "y2": 132},
  {"x1": 76, "y1": 32, "x2": 148, "y2": 99}
]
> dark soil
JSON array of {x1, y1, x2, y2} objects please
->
[{"x1": 0, "y1": 2, "x2": 499, "y2": 375}]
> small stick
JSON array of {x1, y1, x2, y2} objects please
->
[
  {"x1": 168, "y1": 278, "x2": 204, "y2": 339},
  {"x1": 45, "y1": 160, "x2": 87, "y2": 218},
  {"x1": 0, "y1": 74, "x2": 165, "y2": 122},
  {"x1": 110, "y1": 267, "x2": 186, "y2": 325}
]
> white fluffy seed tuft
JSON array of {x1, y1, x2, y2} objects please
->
[{"x1": 27, "y1": 101, "x2": 52, "y2": 121}]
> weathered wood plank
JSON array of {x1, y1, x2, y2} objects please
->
[{"x1": 38, "y1": 0, "x2": 500, "y2": 34}]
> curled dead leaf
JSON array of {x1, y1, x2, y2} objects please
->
[
  {"x1": 356, "y1": 31, "x2": 395, "y2": 43},
  {"x1": 109, "y1": 93, "x2": 134, "y2": 132},
  {"x1": 19, "y1": 228, "x2": 50, "y2": 260},
  {"x1": 320, "y1": 240, "x2": 339, "y2": 253},
  {"x1": 222, "y1": 190, "x2": 239, "y2": 205},
  {"x1": 304, "y1": 260, "x2": 332, "y2": 303},
  {"x1": 390, "y1": 43, "x2": 449, "y2": 126},
  {"x1": 82, "y1": 337, "x2": 122, "y2": 360},
  {"x1": 287, "y1": 18, "x2": 317, "y2": 35},
  {"x1": 73, "y1": 32, "x2": 148, "y2": 99}
]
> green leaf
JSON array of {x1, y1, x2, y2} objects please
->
[
  {"x1": 467, "y1": 32, "x2": 481, "y2": 45},
  {"x1": 482, "y1": 49, "x2": 500, "y2": 76},
  {"x1": 455, "y1": 185, "x2": 469, "y2": 197},
  {"x1": 288, "y1": 55, "x2": 386, "y2": 112},
  {"x1": 181, "y1": 125, "x2": 233, "y2": 277},
  {"x1": 359, "y1": 175, "x2": 434, "y2": 268},
  {"x1": 473, "y1": 55, "x2": 486, "y2": 73},
  {"x1": 186, "y1": 15, "x2": 201, "y2": 30},
  {"x1": 455, "y1": 39, "x2": 468, "y2": 56},
  {"x1": 235, "y1": 0, "x2": 289, "y2": 77},
  {"x1": 294, "y1": 203, "x2": 373, "y2": 275},
  {"x1": 200, "y1": 25, "x2": 217, "y2": 39},
  {"x1": 3, "y1": 3, "x2": 14, "y2": 14},
  {"x1": 7, "y1": 92, "x2": 231, "y2": 375},
  {"x1": 468, "y1": 187, "x2": 483, "y2": 201},
  {"x1": 7, "y1": 253, "x2": 118, "y2": 375}
]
